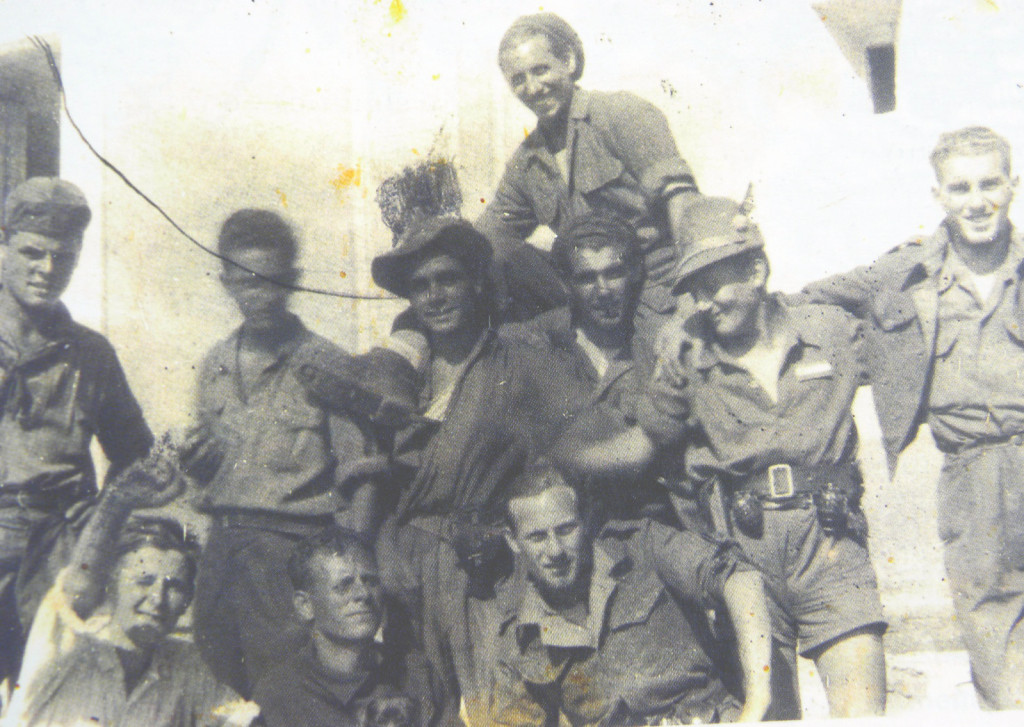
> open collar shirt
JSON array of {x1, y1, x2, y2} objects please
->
[
  {"x1": 391, "y1": 328, "x2": 587, "y2": 524},
  {"x1": 193, "y1": 314, "x2": 376, "y2": 518},
  {"x1": 640, "y1": 296, "x2": 864, "y2": 485},
  {"x1": 467, "y1": 519, "x2": 746, "y2": 726},
  {"x1": 0, "y1": 303, "x2": 152, "y2": 497},
  {"x1": 4, "y1": 569, "x2": 254, "y2": 727},
  {"x1": 926, "y1": 229, "x2": 1024, "y2": 448}
]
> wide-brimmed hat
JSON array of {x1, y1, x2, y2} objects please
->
[
  {"x1": 371, "y1": 214, "x2": 492, "y2": 298},
  {"x1": 670, "y1": 196, "x2": 764, "y2": 293}
]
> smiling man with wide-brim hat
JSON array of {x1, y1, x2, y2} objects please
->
[
  {"x1": 366, "y1": 209, "x2": 590, "y2": 725},
  {"x1": 371, "y1": 214, "x2": 492, "y2": 300},
  {"x1": 669, "y1": 195, "x2": 765, "y2": 294}
]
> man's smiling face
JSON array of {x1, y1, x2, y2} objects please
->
[{"x1": 934, "y1": 150, "x2": 1018, "y2": 246}]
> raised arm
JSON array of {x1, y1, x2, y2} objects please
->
[{"x1": 63, "y1": 437, "x2": 186, "y2": 619}]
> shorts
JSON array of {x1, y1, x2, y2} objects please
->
[{"x1": 731, "y1": 506, "x2": 886, "y2": 656}]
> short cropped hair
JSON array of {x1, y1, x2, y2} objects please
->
[
  {"x1": 504, "y1": 460, "x2": 585, "y2": 532},
  {"x1": 113, "y1": 517, "x2": 201, "y2": 597},
  {"x1": 217, "y1": 209, "x2": 298, "y2": 269},
  {"x1": 931, "y1": 126, "x2": 1013, "y2": 178},
  {"x1": 498, "y1": 13, "x2": 585, "y2": 81},
  {"x1": 287, "y1": 527, "x2": 375, "y2": 592},
  {"x1": 551, "y1": 213, "x2": 644, "y2": 280}
]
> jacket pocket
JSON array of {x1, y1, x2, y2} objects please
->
[{"x1": 871, "y1": 294, "x2": 918, "y2": 332}]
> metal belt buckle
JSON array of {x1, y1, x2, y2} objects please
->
[{"x1": 768, "y1": 464, "x2": 795, "y2": 498}]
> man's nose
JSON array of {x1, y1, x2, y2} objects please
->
[
  {"x1": 350, "y1": 577, "x2": 372, "y2": 602},
  {"x1": 594, "y1": 274, "x2": 612, "y2": 293},
  {"x1": 523, "y1": 73, "x2": 543, "y2": 97},
  {"x1": 425, "y1": 281, "x2": 447, "y2": 303},
  {"x1": 543, "y1": 537, "x2": 566, "y2": 559},
  {"x1": 966, "y1": 186, "x2": 990, "y2": 210},
  {"x1": 145, "y1": 583, "x2": 169, "y2": 610},
  {"x1": 35, "y1": 253, "x2": 55, "y2": 275}
]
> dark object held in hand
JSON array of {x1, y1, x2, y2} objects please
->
[{"x1": 296, "y1": 346, "x2": 420, "y2": 428}]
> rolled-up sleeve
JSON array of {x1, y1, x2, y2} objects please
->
[
  {"x1": 647, "y1": 521, "x2": 751, "y2": 609},
  {"x1": 599, "y1": 92, "x2": 697, "y2": 203}
]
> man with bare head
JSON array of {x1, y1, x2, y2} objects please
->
[
  {"x1": 802, "y1": 126, "x2": 1024, "y2": 709},
  {"x1": 462, "y1": 461, "x2": 771, "y2": 725},
  {"x1": 477, "y1": 12, "x2": 701, "y2": 371}
]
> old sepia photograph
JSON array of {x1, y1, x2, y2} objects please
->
[{"x1": 1, "y1": 0, "x2": 1023, "y2": 724}]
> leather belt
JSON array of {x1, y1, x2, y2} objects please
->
[
  {"x1": 736, "y1": 462, "x2": 861, "y2": 503},
  {"x1": 0, "y1": 482, "x2": 95, "y2": 511}
]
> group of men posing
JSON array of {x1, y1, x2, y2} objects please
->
[{"x1": 1, "y1": 10, "x2": 1023, "y2": 727}]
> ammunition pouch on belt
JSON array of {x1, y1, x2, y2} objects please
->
[
  {"x1": 428, "y1": 516, "x2": 512, "y2": 600},
  {"x1": 728, "y1": 462, "x2": 865, "y2": 542}
]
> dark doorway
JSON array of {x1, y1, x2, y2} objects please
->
[{"x1": 0, "y1": 37, "x2": 61, "y2": 229}]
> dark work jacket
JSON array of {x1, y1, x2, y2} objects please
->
[{"x1": 800, "y1": 221, "x2": 1024, "y2": 465}]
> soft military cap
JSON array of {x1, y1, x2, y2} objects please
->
[
  {"x1": 670, "y1": 196, "x2": 764, "y2": 293},
  {"x1": 551, "y1": 213, "x2": 640, "y2": 275},
  {"x1": 3, "y1": 177, "x2": 92, "y2": 240}
]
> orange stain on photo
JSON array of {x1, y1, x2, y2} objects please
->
[
  {"x1": 330, "y1": 165, "x2": 362, "y2": 200},
  {"x1": 275, "y1": 189, "x2": 288, "y2": 207}
]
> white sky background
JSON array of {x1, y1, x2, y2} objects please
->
[{"x1": 1, "y1": 0, "x2": 1023, "y2": 427}]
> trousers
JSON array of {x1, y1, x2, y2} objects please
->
[
  {"x1": 937, "y1": 439, "x2": 1024, "y2": 710},
  {"x1": 192, "y1": 520, "x2": 310, "y2": 698}
]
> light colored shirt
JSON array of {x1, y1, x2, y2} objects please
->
[
  {"x1": 3, "y1": 569, "x2": 257, "y2": 727},
  {"x1": 189, "y1": 315, "x2": 375, "y2": 517},
  {"x1": 928, "y1": 240, "x2": 1024, "y2": 448}
]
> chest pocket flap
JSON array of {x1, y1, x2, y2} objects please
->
[{"x1": 872, "y1": 294, "x2": 918, "y2": 332}]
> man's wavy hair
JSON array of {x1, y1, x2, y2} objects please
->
[
  {"x1": 550, "y1": 212, "x2": 644, "y2": 281},
  {"x1": 931, "y1": 126, "x2": 1013, "y2": 178},
  {"x1": 287, "y1": 527, "x2": 375, "y2": 592},
  {"x1": 112, "y1": 516, "x2": 201, "y2": 597},
  {"x1": 498, "y1": 13, "x2": 586, "y2": 81},
  {"x1": 503, "y1": 459, "x2": 596, "y2": 536}
]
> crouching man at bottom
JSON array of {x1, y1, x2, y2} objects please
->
[
  {"x1": 462, "y1": 462, "x2": 771, "y2": 725},
  {"x1": 252, "y1": 529, "x2": 422, "y2": 727},
  {"x1": 3, "y1": 452, "x2": 256, "y2": 727}
]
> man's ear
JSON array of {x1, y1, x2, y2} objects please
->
[
  {"x1": 293, "y1": 589, "x2": 315, "y2": 622},
  {"x1": 503, "y1": 526, "x2": 521, "y2": 555},
  {"x1": 749, "y1": 256, "x2": 770, "y2": 288},
  {"x1": 565, "y1": 50, "x2": 578, "y2": 78}
]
